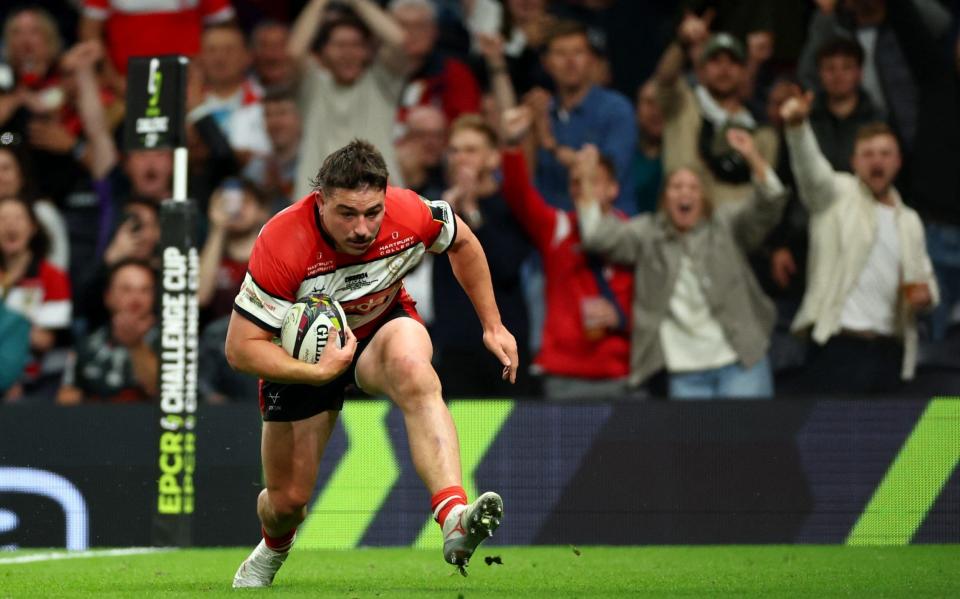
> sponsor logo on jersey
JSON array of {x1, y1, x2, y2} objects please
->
[
  {"x1": 338, "y1": 272, "x2": 380, "y2": 292},
  {"x1": 241, "y1": 282, "x2": 264, "y2": 309},
  {"x1": 307, "y1": 259, "x2": 336, "y2": 277},
  {"x1": 377, "y1": 235, "x2": 417, "y2": 256},
  {"x1": 342, "y1": 286, "x2": 397, "y2": 316}
]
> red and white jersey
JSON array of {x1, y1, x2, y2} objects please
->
[
  {"x1": 83, "y1": 0, "x2": 235, "y2": 74},
  {"x1": 0, "y1": 259, "x2": 71, "y2": 329},
  {"x1": 234, "y1": 188, "x2": 457, "y2": 339}
]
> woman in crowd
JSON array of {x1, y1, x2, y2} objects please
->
[
  {"x1": 0, "y1": 142, "x2": 69, "y2": 269},
  {"x1": 0, "y1": 195, "x2": 71, "y2": 401},
  {"x1": 575, "y1": 129, "x2": 786, "y2": 398}
]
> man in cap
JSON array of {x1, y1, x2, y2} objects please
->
[{"x1": 653, "y1": 11, "x2": 778, "y2": 206}]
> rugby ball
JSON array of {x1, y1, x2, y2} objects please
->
[{"x1": 279, "y1": 293, "x2": 347, "y2": 363}]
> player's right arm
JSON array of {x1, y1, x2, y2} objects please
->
[
  {"x1": 225, "y1": 214, "x2": 357, "y2": 384},
  {"x1": 224, "y1": 312, "x2": 356, "y2": 385}
]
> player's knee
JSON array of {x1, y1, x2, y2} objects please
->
[
  {"x1": 270, "y1": 487, "x2": 312, "y2": 520},
  {"x1": 385, "y1": 353, "x2": 441, "y2": 402}
]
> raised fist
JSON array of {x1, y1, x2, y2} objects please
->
[
  {"x1": 678, "y1": 9, "x2": 715, "y2": 46},
  {"x1": 780, "y1": 90, "x2": 815, "y2": 127},
  {"x1": 501, "y1": 106, "x2": 533, "y2": 145}
]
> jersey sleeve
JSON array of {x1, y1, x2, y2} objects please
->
[
  {"x1": 233, "y1": 225, "x2": 300, "y2": 334},
  {"x1": 409, "y1": 190, "x2": 458, "y2": 254},
  {"x1": 501, "y1": 148, "x2": 559, "y2": 250}
]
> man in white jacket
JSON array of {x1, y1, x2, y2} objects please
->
[{"x1": 781, "y1": 91, "x2": 939, "y2": 394}]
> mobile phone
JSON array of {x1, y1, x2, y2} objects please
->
[{"x1": 221, "y1": 179, "x2": 245, "y2": 219}]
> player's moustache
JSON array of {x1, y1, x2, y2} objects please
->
[{"x1": 347, "y1": 235, "x2": 374, "y2": 244}]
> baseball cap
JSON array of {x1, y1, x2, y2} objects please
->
[{"x1": 700, "y1": 33, "x2": 746, "y2": 65}]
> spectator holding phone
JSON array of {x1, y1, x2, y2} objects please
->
[
  {"x1": 198, "y1": 179, "x2": 270, "y2": 325},
  {"x1": 76, "y1": 198, "x2": 160, "y2": 332}
]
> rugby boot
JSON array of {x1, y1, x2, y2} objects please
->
[
  {"x1": 442, "y1": 491, "x2": 503, "y2": 567},
  {"x1": 232, "y1": 538, "x2": 291, "y2": 588}
]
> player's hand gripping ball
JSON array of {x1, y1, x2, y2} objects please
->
[{"x1": 280, "y1": 293, "x2": 347, "y2": 363}]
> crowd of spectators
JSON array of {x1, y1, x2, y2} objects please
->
[{"x1": 0, "y1": 0, "x2": 958, "y2": 403}]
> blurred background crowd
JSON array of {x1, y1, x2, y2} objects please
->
[{"x1": 0, "y1": 0, "x2": 958, "y2": 404}]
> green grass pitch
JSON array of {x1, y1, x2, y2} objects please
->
[{"x1": 2, "y1": 546, "x2": 958, "y2": 598}]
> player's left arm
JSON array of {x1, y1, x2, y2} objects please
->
[{"x1": 446, "y1": 215, "x2": 520, "y2": 383}]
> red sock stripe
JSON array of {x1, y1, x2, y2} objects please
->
[
  {"x1": 262, "y1": 526, "x2": 296, "y2": 552},
  {"x1": 431, "y1": 485, "x2": 467, "y2": 524}
]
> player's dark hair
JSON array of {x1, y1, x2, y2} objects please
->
[
  {"x1": 0, "y1": 195, "x2": 50, "y2": 268},
  {"x1": 816, "y1": 36, "x2": 864, "y2": 68},
  {"x1": 311, "y1": 139, "x2": 388, "y2": 194}
]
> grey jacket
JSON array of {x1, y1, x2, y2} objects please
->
[{"x1": 577, "y1": 170, "x2": 786, "y2": 386}]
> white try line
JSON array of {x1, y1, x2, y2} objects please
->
[{"x1": 0, "y1": 547, "x2": 175, "y2": 565}]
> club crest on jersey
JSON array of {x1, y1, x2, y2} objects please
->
[{"x1": 387, "y1": 253, "x2": 412, "y2": 274}]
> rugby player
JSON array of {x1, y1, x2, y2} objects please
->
[{"x1": 226, "y1": 139, "x2": 517, "y2": 587}]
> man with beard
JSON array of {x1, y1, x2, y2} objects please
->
[
  {"x1": 808, "y1": 37, "x2": 882, "y2": 173},
  {"x1": 654, "y1": 11, "x2": 777, "y2": 206},
  {"x1": 527, "y1": 20, "x2": 636, "y2": 214},
  {"x1": 781, "y1": 91, "x2": 939, "y2": 394}
]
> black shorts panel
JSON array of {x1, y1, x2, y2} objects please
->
[{"x1": 259, "y1": 302, "x2": 416, "y2": 422}]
